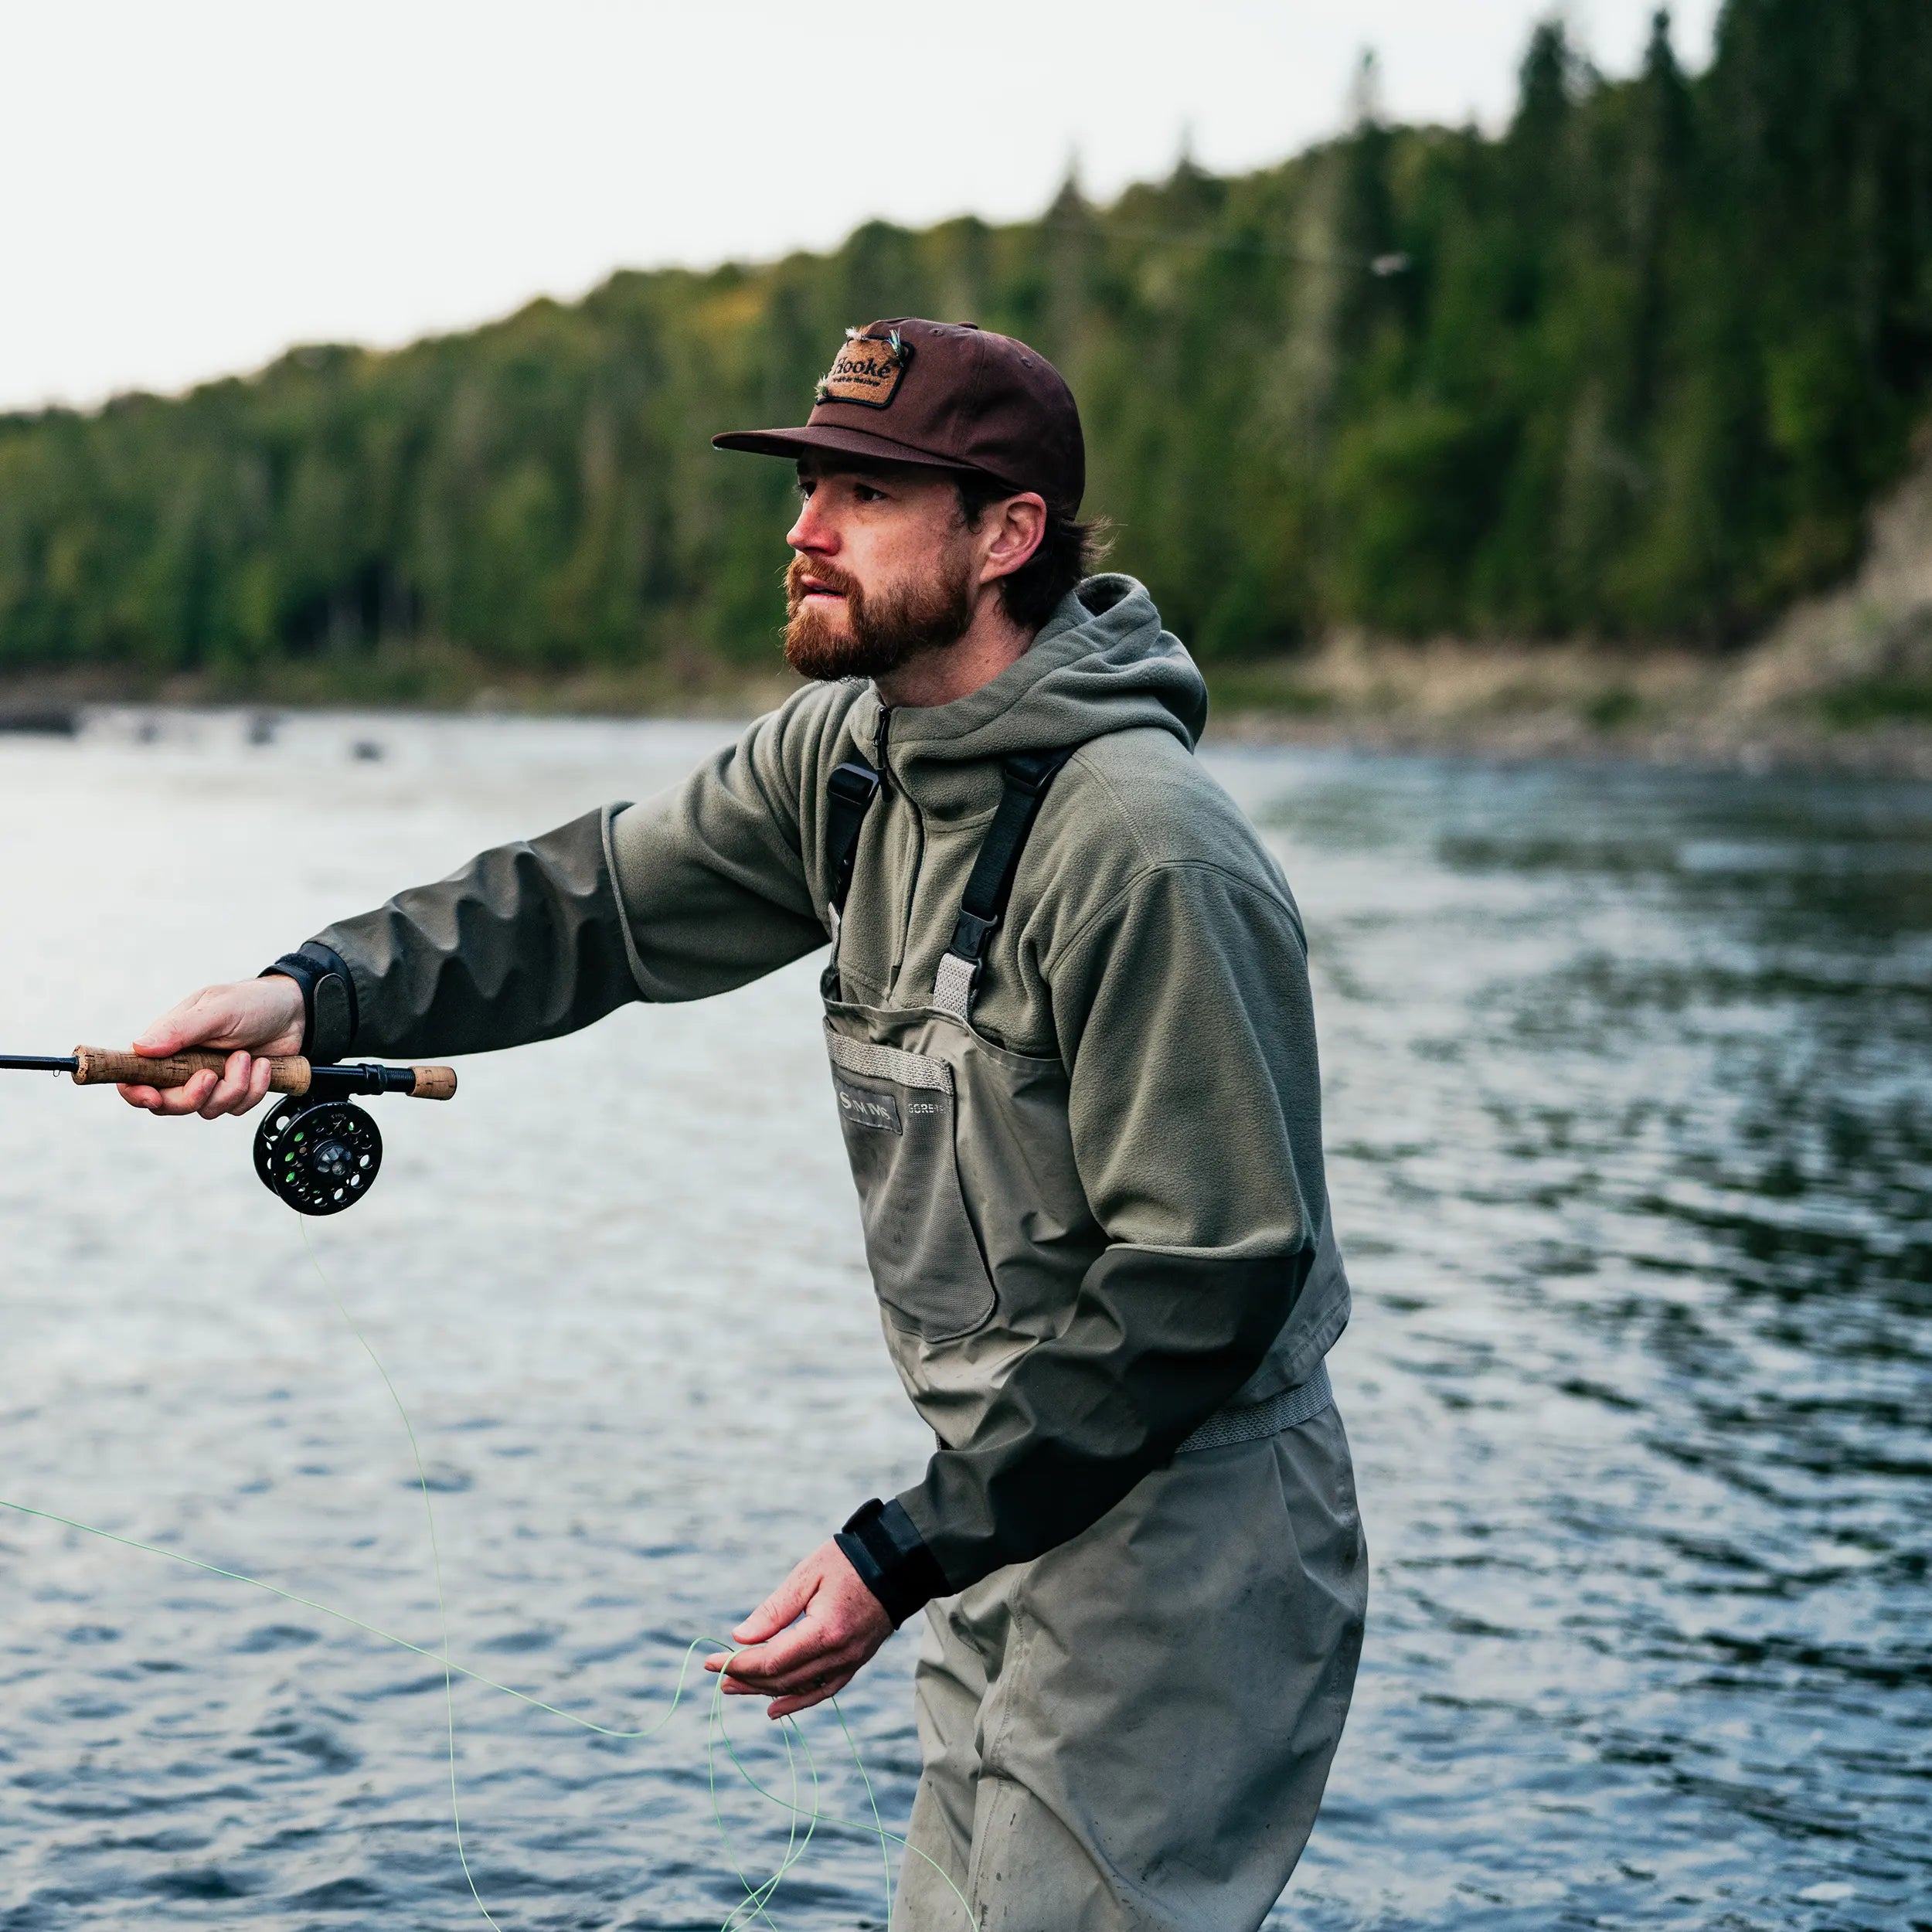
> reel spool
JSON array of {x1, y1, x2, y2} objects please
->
[{"x1": 254, "y1": 1097, "x2": 383, "y2": 1216}]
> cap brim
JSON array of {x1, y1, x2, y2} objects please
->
[{"x1": 711, "y1": 423, "x2": 983, "y2": 473}]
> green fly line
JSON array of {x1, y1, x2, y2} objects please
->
[{"x1": 0, "y1": 1221, "x2": 973, "y2": 1930}]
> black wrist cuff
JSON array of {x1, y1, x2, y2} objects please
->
[
  {"x1": 835, "y1": 1497, "x2": 950, "y2": 1628},
  {"x1": 260, "y1": 941, "x2": 357, "y2": 1063}
]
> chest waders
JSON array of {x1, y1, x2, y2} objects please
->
[
  {"x1": 819, "y1": 753, "x2": 1365, "y2": 1932},
  {"x1": 818, "y1": 751, "x2": 1335, "y2": 1497}
]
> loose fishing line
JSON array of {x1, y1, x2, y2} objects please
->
[
  {"x1": 0, "y1": 1043, "x2": 969, "y2": 1920},
  {"x1": 0, "y1": 1216, "x2": 974, "y2": 1928}
]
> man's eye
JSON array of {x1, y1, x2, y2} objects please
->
[{"x1": 854, "y1": 485, "x2": 885, "y2": 503}]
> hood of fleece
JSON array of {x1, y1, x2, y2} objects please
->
[{"x1": 849, "y1": 575, "x2": 1206, "y2": 815}]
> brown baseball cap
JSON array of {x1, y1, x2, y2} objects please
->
[{"x1": 713, "y1": 318, "x2": 1085, "y2": 515}]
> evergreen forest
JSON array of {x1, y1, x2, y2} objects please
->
[{"x1": 2, "y1": 0, "x2": 1928, "y2": 687}]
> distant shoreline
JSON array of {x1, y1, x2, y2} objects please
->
[
  {"x1": 1202, "y1": 631, "x2": 1932, "y2": 779},
  {"x1": 1206, "y1": 701, "x2": 1932, "y2": 782},
  {"x1": 4, "y1": 636, "x2": 1929, "y2": 781}
]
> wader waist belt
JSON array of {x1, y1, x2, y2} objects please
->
[{"x1": 1176, "y1": 1359, "x2": 1333, "y2": 1454}]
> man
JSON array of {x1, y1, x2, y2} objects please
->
[{"x1": 123, "y1": 318, "x2": 1367, "y2": 1930}]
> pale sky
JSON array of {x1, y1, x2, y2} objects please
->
[{"x1": 0, "y1": 0, "x2": 1720, "y2": 413}]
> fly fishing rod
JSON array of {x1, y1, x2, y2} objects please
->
[{"x1": 0, "y1": 1046, "x2": 457, "y2": 1216}]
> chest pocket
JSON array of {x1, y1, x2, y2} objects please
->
[{"x1": 826, "y1": 1030, "x2": 995, "y2": 1342}]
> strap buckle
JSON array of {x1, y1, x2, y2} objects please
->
[
  {"x1": 1000, "y1": 751, "x2": 1063, "y2": 796},
  {"x1": 935, "y1": 910, "x2": 996, "y2": 1015},
  {"x1": 947, "y1": 908, "x2": 998, "y2": 963},
  {"x1": 827, "y1": 760, "x2": 882, "y2": 811}
]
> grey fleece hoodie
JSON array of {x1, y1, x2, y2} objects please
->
[{"x1": 304, "y1": 576, "x2": 1349, "y2": 1601}]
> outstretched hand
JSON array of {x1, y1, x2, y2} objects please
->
[
  {"x1": 117, "y1": 977, "x2": 307, "y2": 1119},
  {"x1": 706, "y1": 1539, "x2": 894, "y2": 1720}
]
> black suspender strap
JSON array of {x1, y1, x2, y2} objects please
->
[
  {"x1": 937, "y1": 748, "x2": 1074, "y2": 1011},
  {"x1": 823, "y1": 758, "x2": 882, "y2": 927}
]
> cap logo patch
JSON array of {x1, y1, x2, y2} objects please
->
[{"x1": 815, "y1": 328, "x2": 910, "y2": 410}]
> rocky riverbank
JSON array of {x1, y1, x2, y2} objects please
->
[{"x1": 1209, "y1": 448, "x2": 1932, "y2": 777}]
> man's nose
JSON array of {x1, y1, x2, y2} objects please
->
[{"x1": 787, "y1": 495, "x2": 837, "y2": 555}]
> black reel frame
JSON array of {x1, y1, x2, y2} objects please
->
[
  {"x1": 247, "y1": 1060, "x2": 435, "y2": 1216},
  {"x1": 255, "y1": 1097, "x2": 384, "y2": 1216}
]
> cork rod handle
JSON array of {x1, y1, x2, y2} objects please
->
[
  {"x1": 73, "y1": 1046, "x2": 313, "y2": 1094},
  {"x1": 71, "y1": 1048, "x2": 457, "y2": 1100}
]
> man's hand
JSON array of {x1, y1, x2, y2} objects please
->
[
  {"x1": 117, "y1": 977, "x2": 307, "y2": 1119},
  {"x1": 705, "y1": 1539, "x2": 893, "y2": 1720}
]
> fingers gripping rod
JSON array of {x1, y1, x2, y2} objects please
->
[{"x1": 0, "y1": 1048, "x2": 457, "y2": 1102}]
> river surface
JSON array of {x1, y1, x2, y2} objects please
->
[{"x1": 0, "y1": 712, "x2": 1927, "y2": 1931}]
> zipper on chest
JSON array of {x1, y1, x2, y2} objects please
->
[{"x1": 875, "y1": 706, "x2": 925, "y2": 1000}]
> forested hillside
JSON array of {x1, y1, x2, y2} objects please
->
[{"x1": 2, "y1": 0, "x2": 1928, "y2": 689}]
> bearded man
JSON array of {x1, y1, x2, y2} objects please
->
[{"x1": 122, "y1": 318, "x2": 1367, "y2": 1930}]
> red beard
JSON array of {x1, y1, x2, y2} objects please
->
[{"x1": 783, "y1": 550, "x2": 977, "y2": 681}]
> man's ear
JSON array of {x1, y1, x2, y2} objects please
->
[{"x1": 979, "y1": 493, "x2": 1048, "y2": 584}]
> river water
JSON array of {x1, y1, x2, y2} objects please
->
[{"x1": 0, "y1": 712, "x2": 1926, "y2": 1931}]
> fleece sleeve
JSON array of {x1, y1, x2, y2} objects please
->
[
  {"x1": 304, "y1": 702, "x2": 834, "y2": 1060},
  {"x1": 889, "y1": 862, "x2": 1332, "y2": 1597}
]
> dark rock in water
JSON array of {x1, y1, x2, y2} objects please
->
[
  {"x1": 245, "y1": 711, "x2": 280, "y2": 747},
  {"x1": 350, "y1": 739, "x2": 384, "y2": 761},
  {"x1": 0, "y1": 706, "x2": 79, "y2": 736}
]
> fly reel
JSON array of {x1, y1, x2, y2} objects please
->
[{"x1": 254, "y1": 1097, "x2": 384, "y2": 1215}]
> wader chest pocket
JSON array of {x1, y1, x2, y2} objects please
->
[{"x1": 827, "y1": 1037, "x2": 995, "y2": 1342}]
